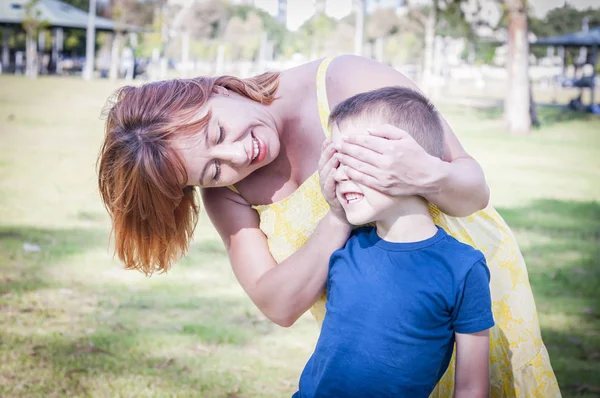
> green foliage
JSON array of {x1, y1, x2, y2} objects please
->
[
  {"x1": 294, "y1": 12, "x2": 338, "y2": 57},
  {"x1": 468, "y1": 40, "x2": 497, "y2": 65},
  {"x1": 223, "y1": 12, "x2": 263, "y2": 61},
  {"x1": 529, "y1": 5, "x2": 600, "y2": 39},
  {"x1": 528, "y1": 5, "x2": 600, "y2": 60},
  {"x1": 58, "y1": 0, "x2": 88, "y2": 12},
  {"x1": 436, "y1": 1, "x2": 473, "y2": 39},
  {"x1": 229, "y1": 4, "x2": 288, "y2": 55},
  {"x1": 385, "y1": 31, "x2": 423, "y2": 64},
  {"x1": 22, "y1": 0, "x2": 48, "y2": 36},
  {"x1": 64, "y1": 30, "x2": 84, "y2": 53}
]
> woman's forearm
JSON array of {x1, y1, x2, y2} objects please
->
[
  {"x1": 253, "y1": 212, "x2": 351, "y2": 327},
  {"x1": 425, "y1": 156, "x2": 490, "y2": 218}
]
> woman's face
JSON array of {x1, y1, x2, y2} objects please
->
[{"x1": 177, "y1": 91, "x2": 281, "y2": 188}]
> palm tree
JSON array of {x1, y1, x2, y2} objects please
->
[{"x1": 504, "y1": 0, "x2": 531, "y2": 134}]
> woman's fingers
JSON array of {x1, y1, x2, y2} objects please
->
[
  {"x1": 339, "y1": 134, "x2": 389, "y2": 155},
  {"x1": 335, "y1": 140, "x2": 383, "y2": 167},
  {"x1": 318, "y1": 142, "x2": 336, "y2": 170},
  {"x1": 343, "y1": 166, "x2": 383, "y2": 190},
  {"x1": 323, "y1": 165, "x2": 337, "y2": 195},
  {"x1": 367, "y1": 124, "x2": 411, "y2": 140},
  {"x1": 319, "y1": 152, "x2": 339, "y2": 183},
  {"x1": 335, "y1": 153, "x2": 380, "y2": 179}
]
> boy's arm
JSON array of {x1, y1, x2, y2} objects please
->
[
  {"x1": 452, "y1": 258, "x2": 494, "y2": 398},
  {"x1": 455, "y1": 330, "x2": 490, "y2": 398}
]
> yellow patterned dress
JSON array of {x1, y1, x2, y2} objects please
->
[{"x1": 250, "y1": 58, "x2": 561, "y2": 397}]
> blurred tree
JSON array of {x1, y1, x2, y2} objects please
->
[
  {"x1": 22, "y1": 0, "x2": 48, "y2": 79},
  {"x1": 504, "y1": 0, "x2": 531, "y2": 134},
  {"x1": 406, "y1": 0, "x2": 473, "y2": 86},
  {"x1": 529, "y1": 5, "x2": 600, "y2": 38},
  {"x1": 529, "y1": 5, "x2": 600, "y2": 60},
  {"x1": 296, "y1": 11, "x2": 338, "y2": 58},
  {"x1": 223, "y1": 11, "x2": 263, "y2": 61},
  {"x1": 229, "y1": 4, "x2": 288, "y2": 57},
  {"x1": 406, "y1": 0, "x2": 496, "y2": 85},
  {"x1": 171, "y1": 0, "x2": 226, "y2": 74},
  {"x1": 60, "y1": 0, "x2": 89, "y2": 11},
  {"x1": 326, "y1": 20, "x2": 355, "y2": 56},
  {"x1": 292, "y1": 11, "x2": 337, "y2": 58},
  {"x1": 366, "y1": 7, "x2": 400, "y2": 61}
]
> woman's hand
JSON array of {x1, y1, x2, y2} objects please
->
[
  {"x1": 318, "y1": 140, "x2": 348, "y2": 224},
  {"x1": 335, "y1": 124, "x2": 450, "y2": 198}
]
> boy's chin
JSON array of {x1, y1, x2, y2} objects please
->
[{"x1": 346, "y1": 213, "x2": 374, "y2": 227}]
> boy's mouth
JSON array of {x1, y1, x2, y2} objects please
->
[{"x1": 344, "y1": 192, "x2": 364, "y2": 204}]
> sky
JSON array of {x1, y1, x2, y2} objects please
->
[{"x1": 251, "y1": 0, "x2": 600, "y2": 31}]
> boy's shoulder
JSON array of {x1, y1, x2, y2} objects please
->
[
  {"x1": 331, "y1": 226, "x2": 376, "y2": 257},
  {"x1": 436, "y1": 230, "x2": 485, "y2": 263},
  {"x1": 429, "y1": 230, "x2": 487, "y2": 282}
]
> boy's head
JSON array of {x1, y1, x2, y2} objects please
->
[{"x1": 328, "y1": 86, "x2": 445, "y2": 225}]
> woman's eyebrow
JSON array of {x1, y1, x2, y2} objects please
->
[{"x1": 198, "y1": 122, "x2": 212, "y2": 186}]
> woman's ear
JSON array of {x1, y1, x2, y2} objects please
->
[{"x1": 212, "y1": 86, "x2": 230, "y2": 96}]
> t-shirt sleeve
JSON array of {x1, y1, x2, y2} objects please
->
[{"x1": 452, "y1": 258, "x2": 495, "y2": 334}]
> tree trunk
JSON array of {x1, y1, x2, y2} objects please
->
[
  {"x1": 354, "y1": 0, "x2": 365, "y2": 56},
  {"x1": 181, "y1": 31, "x2": 190, "y2": 77},
  {"x1": 505, "y1": 0, "x2": 531, "y2": 135},
  {"x1": 529, "y1": 82, "x2": 539, "y2": 127},
  {"x1": 25, "y1": 30, "x2": 38, "y2": 79},
  {"x1": 375, "y1": 36, "x2": 384, "y2": 63},
  {"x1": 422, "y1": 5, "x2": 436, "y2": 90},
  {"x1": 109, "y1": 33, "x2": 121, "y2": 81}
]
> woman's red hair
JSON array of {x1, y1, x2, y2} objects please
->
[{"x1": 98, "y1": 72, "x2": 280, "y2": 275}]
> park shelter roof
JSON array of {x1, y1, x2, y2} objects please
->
[
  {"x1": 533, "y1": 27, "x2": 600, "y2": 48},
  {"x1": 0, "y1": 0, "x2": 128, "y2": 32}
]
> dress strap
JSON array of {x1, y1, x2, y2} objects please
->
[
  {"x1": 316, "y1": 57, "x2": 334, "y2": 140},
  {"x1": 226, "y1": 184, "x2": 240, "y2": 194}
]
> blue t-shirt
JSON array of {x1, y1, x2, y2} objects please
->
[{"x1": 294, "y1": 226, "x2": 494, "y2": 398}]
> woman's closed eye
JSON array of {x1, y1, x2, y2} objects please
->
[
  {"x1": 212, "y1": 160, "x2": 221, "y2": 182},
  {"x1": 217, "y1": 125, "x2": 225, "y2": 144}
]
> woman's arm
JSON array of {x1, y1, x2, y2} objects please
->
[
  {"x1": 455, "y1": 330, "x2": 491, "y2": 398},
  {"x1": 201, "y1": 186, "x2": 351, "y2": 327},
  {"x1": 328, "y1": 55, "x2": 490, "y2": 217}
]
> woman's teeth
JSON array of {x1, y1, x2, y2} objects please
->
[
  {"x1": 344, "y1": 193, "x2": 364, "y2": 203},
  {"x1": 252, "y1": 138, "x2": 259, "y2": 161}
]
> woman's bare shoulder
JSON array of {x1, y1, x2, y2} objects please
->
[{"x1": 326, "y1": 55, "x2": 422, "y2": 107}]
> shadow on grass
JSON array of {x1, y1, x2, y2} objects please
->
[
  {"x1": 496, "y1": 199, "x2": 600, "y2": 394},
  {"x1": 0, "y1": 225, "x2": 108, "y2": 295},
  {"x1": 0, "y1": 223, "x2": 280, "y2": 396},
  {"x1": 1, "y1": 322, "x2": 256, "y2": 396}
]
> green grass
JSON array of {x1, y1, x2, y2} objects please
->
[{"x1": 1, "y1": 75, "x2": 599, "y2": 397}]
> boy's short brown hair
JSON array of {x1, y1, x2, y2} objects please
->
[{"x1": 328, "y1": 86, "x2": 445, "y2": 159}]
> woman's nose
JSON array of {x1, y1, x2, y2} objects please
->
[
  {"x1": 334, "y1": 165, "x2": 349, "y2": 182},
  {"x1": 215, "y1": 142, "x2": 248, "y2": 167}
]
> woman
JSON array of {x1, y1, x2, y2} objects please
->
[{"x1": 98, "y1": 55, "x2": 560, "y2": 397}]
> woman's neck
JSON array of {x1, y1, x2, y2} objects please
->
[{"x1": 267, "y1": 63, "x2": 316, "y2": 142}]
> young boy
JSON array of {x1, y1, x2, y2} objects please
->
[{"x1": 293, "y1": 87, "x2": 494, "y2": 398}]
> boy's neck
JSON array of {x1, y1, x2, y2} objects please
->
[{"x1": 374, "y1": 196, "x2": 437, "y2": 243}]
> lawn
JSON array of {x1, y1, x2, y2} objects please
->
[{"x1": 0, "y1": 75, "x2": 599, "y2": 397}]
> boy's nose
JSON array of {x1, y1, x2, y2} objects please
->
[{"x1": 334, "y1": 165, "x2": 349, "y2": 182}]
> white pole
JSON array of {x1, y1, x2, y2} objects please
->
[
  {"x1": 354, "y1": 0, "x2": 365, "y2": 56},
  {"x1": 83, "y1": 0, "x2": 97, "y2": 80}
]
